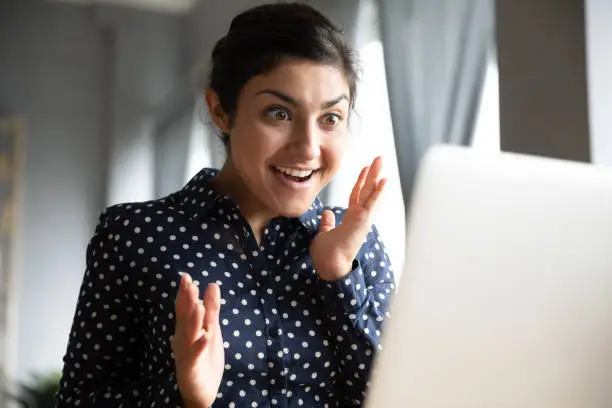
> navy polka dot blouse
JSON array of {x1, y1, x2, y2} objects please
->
[{"x1": 57, "y1": 168, "x2": 396, "y2": 408}]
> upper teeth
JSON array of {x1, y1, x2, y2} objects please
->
[{"x1": 275, "y1": 167, "x2": 313, "y2": 178}]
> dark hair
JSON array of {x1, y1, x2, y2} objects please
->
[{"x1": 208, "y1": 2, "x2": 360, "y2": 146}]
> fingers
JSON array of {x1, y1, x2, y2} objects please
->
[
  {"x1": 175, "y1": 274, "x2": 186, "y2": 312},
  {"x1": 360, "y1": 156, "x2": 383, "y2": 206},
  {"x1": 363, "y1": 177, "x2": 388, "y2": 211},
  {"x1": 187, "y1": 284, "x2": 204, "y2": 342},
  {"x1": 203, "y1": 283, "x2": 221, "y2": 334},
  {"x1": 173, "y1": 275, "x2": 224, "y2": 369},
  {"x1": 349, "y1": 166, "x2": 369, "y2": 206},
  {"x1": 350, "y1": 157, "x2": 384, "y2": 209},
  {"x1": 174, "y1": 274, "x2": 190, "y2": 339},
  {"x1": 175, "y1": 273, "x2": 204, "y2": 343},
  {"x1": 318, "y1": 210, "x2": 336, "y2": 234}
]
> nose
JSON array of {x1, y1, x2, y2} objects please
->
[{"x1": 289, "y1": 120, "x2": 321, "y2": 160}]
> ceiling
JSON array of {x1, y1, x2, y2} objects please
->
[{"x1": 48, "y1": 0, "x2": 199, "y2": 14}]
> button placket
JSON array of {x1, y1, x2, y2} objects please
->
[
  {"x1": 262, "y1": 220, "x2": 290, "y2": 407},
  {"x1": 234, "y1": 216, "x2": 287, "y2": 407}
]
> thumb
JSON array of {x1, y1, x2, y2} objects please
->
[{"x1": 318, "y1": 210, "x2": 336, "y2": 234}]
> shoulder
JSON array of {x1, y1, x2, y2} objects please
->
[
  {"x1": 97, "y1": 167, "x2": 220, "y2": 230},
  {"x1": 98, "y1": 194, "x2": 182, "y2": 228},
  {"x1": 87, "y1": 195, "x2": 187, "y2": 266},
  {"x1": 90, "y1": 193, "x2": 187, "y2": 251}
]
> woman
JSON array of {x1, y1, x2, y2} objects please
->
[{"x1": 56, "y1": 3, "x2": 395, "y2": 407}]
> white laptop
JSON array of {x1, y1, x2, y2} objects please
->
[{"x1": 366, "y1": 145, "x2": 612, "y2": 408}]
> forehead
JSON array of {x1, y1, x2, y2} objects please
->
[{"x1": 242, "y1": 60, "x2": 351, "y2": 106}]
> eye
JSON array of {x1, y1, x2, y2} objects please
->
[
  {"x1": 321, "y1": 113, "x2": 342, "y2": 128},
  {"x1": 266, "y1": 106, "x2": 292, "y2": 121}
]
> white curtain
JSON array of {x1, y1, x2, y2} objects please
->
[
  {"x1": 325, "y1": 0, "x2": 406, "y2": 276},
  {"x1": 154, "y1": 103, "x2": 194, "y2": 198},
  {"x1": 471, "y1": 54, "x2": 500, "y2": 151},
  {"x1": 185, "y1": 96, "x2": 226, "y2": 183},
  {"x1": 106, "y1": 117, "x2": 156, "y2": 205},
  {"x1": 379, "y1": 0, "x2": 495, "y2": 203}
]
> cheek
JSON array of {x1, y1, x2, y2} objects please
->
[
  {"x1": 324, "y1": 134, "x2": 348, "y2": 169},
  {"x1": 230, "y1": 118, "x2": 283, "y2": 166}
]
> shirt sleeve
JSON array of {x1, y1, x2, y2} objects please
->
[
  {"x1": 316, "y1": 224, "x2": 396, "y2": 406},
  {"x1": 56, "y1": 209, "x2": 185, "y2": 407}
]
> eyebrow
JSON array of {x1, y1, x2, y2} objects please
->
[{"x1": 256, "y1": 89, "x2": 349, "y2": 109}]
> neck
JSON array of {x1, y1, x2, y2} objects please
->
[{"x1": 210, "y1": 160, "x2": 277, "y2": 244}]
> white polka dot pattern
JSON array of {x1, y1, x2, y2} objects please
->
[{"x1": 56, "y1": 168, "x2": 395, "y2": 408}]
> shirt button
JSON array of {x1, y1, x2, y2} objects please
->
[{"x1": 268, "y1": 327, "x2": 281, "y2": 339}]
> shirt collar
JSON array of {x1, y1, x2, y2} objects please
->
[
  {"x1": 177, "y1": 168, "x2": 323, "y2": 234},
  {"x1": 296, "y1": 198, "x2": 324, "y2": 234}
]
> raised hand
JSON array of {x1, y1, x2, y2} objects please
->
[
  {"x1": 310, "y1": 156, "x2": 387, "y2": 281},
  {"x1": 172, "y1": 273, "x2": 224, "y2": 408}
]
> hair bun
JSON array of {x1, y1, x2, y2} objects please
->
[{"x1": 212, "y1": 36, "x2": 227, "y2": 60}]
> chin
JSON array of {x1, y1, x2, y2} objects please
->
[{"x1": 274, "y1": 200, "x2": 313, "y2": 218}]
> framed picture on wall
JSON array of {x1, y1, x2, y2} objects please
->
[{"x1": 0, "y1": 117, "x2": 24, "y2": 404}]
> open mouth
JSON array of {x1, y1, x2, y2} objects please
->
[{"x1": 272, "y1": 166, "x2": 317, "y2": 183}]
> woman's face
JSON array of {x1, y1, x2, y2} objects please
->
[{"x1": 218, "y1": 60, "x2": 351, "y2": 218}]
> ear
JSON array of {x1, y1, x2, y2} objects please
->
[{"x1": 205, "y1": 89, "x2": 231, "y2": 134}]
